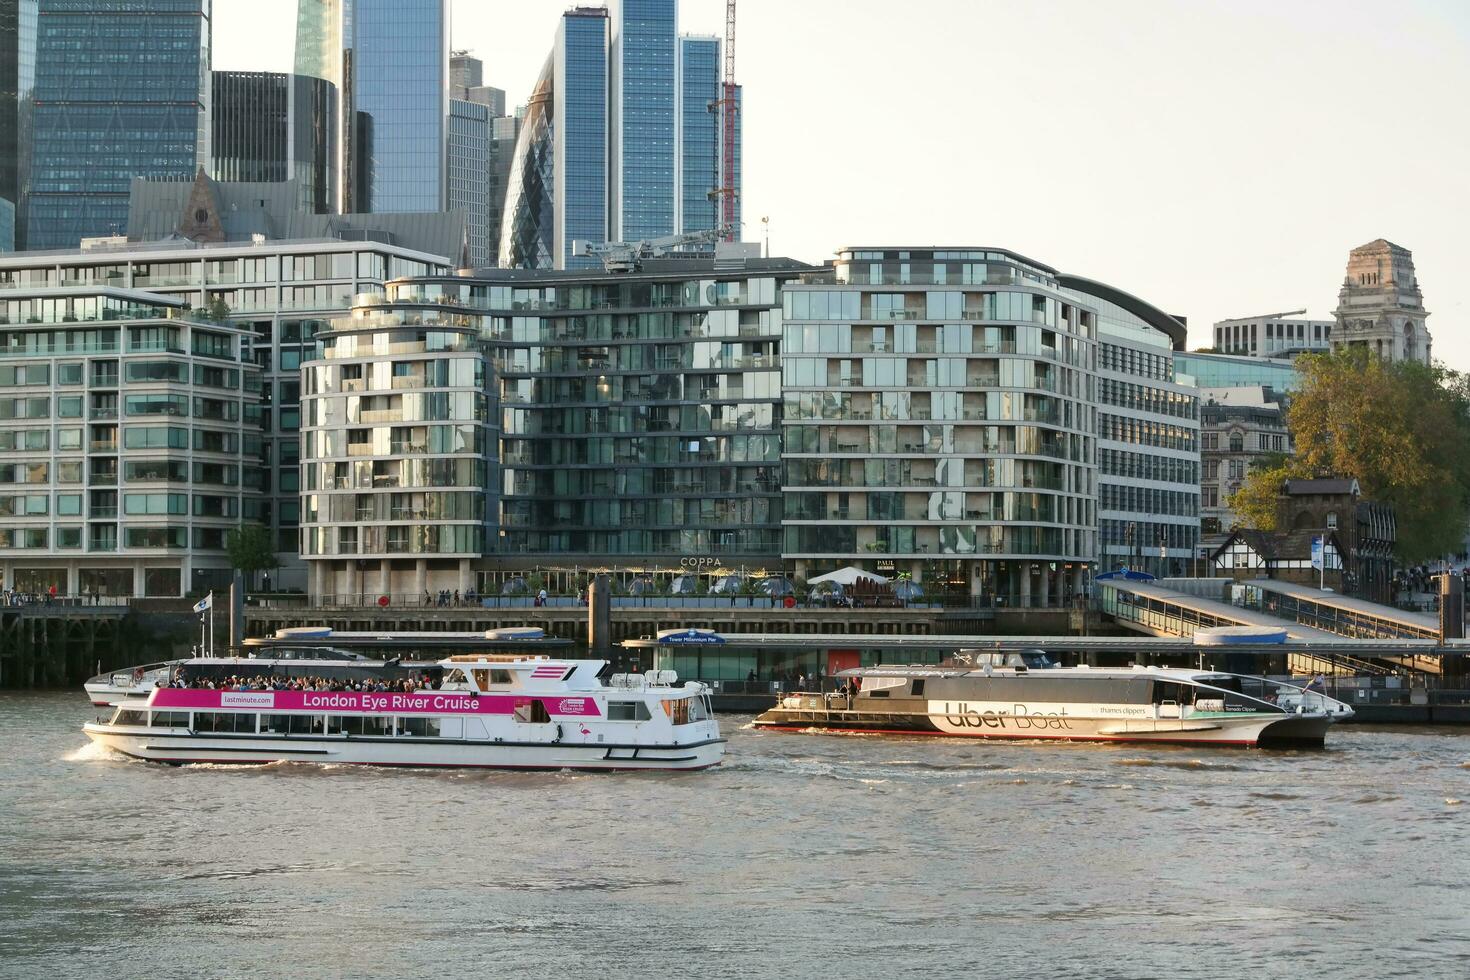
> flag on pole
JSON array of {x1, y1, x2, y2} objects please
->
[{"x1": 192, "y1": 593, "x2": 212, "y2": 614}]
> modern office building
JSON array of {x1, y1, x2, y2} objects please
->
[
  {"x1": 499, "y1": 56, "x2": 553, "y2": 270},
  {"x1": 487, "y1": 113, "x2": 520, "y2": 263},
  {"x1": 24, "y1": 0, "x2": 211, "y2": 249},
  {"x1": 555, "y1": 7, "x2": 609, "y2": 270},
  {"x1": 450, "y1": 50, "x2": 481, "y2": 99},
  {"x1": 448, "y1": 98, "x2": 491, "y2": 267},
  {"x1": 609, "y1": 0, "x2": 678, "y2": 243},
  {"x1": 1, "y1": 0, "x2": 37, "y2": 250},
  {"x1": 300, "y1": 252, "x2": 808, "y2": 597},
  {"x1": 674, "y1": 37, "x2": 739, "y2": 242},
  {"x1": 211, "y1": 70, "x2": 338, "y2": 215},
  {"x1": 0, "y1": 205, "x2": 455, "y2": 589},
  {"x1": 0, "y1": 284, "x2": 260, "y2": 597},
  {"x1": 1063, "y1": 276, "x2": 1200, "y2": 578},
  {"x1": 1212, "y1": 313, "x2": 1331, "y2": 359},
  {"x1": 781, "y1": 249, "x2": 1101, "y2": 605},
  {"x1": 1332, "y1": 239, "x2": 1431, "y2": 365},
  {"x1": 351, "y1": 0, "x2": 448, "y2": 213},
  {"x1": 501, "y1": 7, "x2": 609, "y2": 271},
  {"x1": 293, "y1": 0, "x2": 448, "y2": 215},
  {"x1": 677, "y1": 35, "x2": 718, "y2": 238}
]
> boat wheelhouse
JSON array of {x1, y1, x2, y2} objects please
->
[
  {"x1": 83, "y1": 655, "x2": 724, "y2": 771},
  {"x1": 752, "y1": 662, "x2": 1353, "y2": 748}
]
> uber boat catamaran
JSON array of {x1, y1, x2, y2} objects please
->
[
  {"x1": 84, "y1": 654, "x2": 725, "y2": 771},
  {"x1": 753, "y1": 652, "x2": 1353, "y2": 748}
]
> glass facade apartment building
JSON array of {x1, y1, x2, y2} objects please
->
[
  {"x1": 609, "y1": 0, "x2": 677, "y2": 242},
  {"x1": 1, "y1": 0, "x2": 38, "y2": 250},
  {"x1": 0, "y1": 285, "x2": 259, "y2": 597},
  {"x1": 781, "y1": 249, "x2": 1099, "y2": 604},
  {"x1": 300, "y1": 256, "x2": 808, "y2": 596},
  {"x1": 26, "y1": 0, "x2": 211, "y2": 249},
  {"x1": 0, "y1": 238, "x2": 453, "y2": 590}
]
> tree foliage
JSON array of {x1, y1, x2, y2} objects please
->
[
  {"x1": 1229, "y1": 348, "x2": 1470, "y2": 560},
  {"x1": 226, "y1": 524, "x2": 279, "y2": 585}
]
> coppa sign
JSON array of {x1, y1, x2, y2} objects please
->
[
  {"x1": 149, "y1": 688, "x2": 603, "y2": 718},
  {"x1": 679, "y1": 557, "x2": 723, "y2": 568}
]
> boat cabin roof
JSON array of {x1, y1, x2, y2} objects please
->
[{"x1": 843, "y1": 664, "x2": 1239, "y2": 684}]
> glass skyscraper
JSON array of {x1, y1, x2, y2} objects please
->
[
  {"x1": 610, "y1": 0, "x2": 677, "y2": 242},
  {"x1": 2, "y1": 0, "x2": 38, "y2": 249},
  {"x1": 25, "y1": 0, "x2": 210, "y2": 250},
  {"x1": 351, "y1": 0, "x2": 447, "y2": 214},
  {"x1": 211, "y1": 70, "x2": 339, "y2": 215},
  {"x1": 448, "y1": 97, "x2": 490, "y2": 267},
  {"x1": 677, "y1": 35, "x2": 718, "y2": 238},
  {"x1": 501, "y1": 7, "x2": 607, "y2": 271},
  {"x1": 556, "y1": 7, "x2": 608, "y2": 270},
  {"x1": 292, "y1": 0, "x2": 446, "y2": 215}
]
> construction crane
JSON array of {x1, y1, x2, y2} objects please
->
[
  {"x1": 706, "y1": 0, "x2": 738, "y2": 242},
  {"x1": 573, "y1": 227, "x2": 729, "y2": 274}
]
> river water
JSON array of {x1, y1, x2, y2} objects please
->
[{"x1": 1, "y1": 692, "x2": 1467, "y2": 979}]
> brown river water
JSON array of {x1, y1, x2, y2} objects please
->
[{"x1": 1, "y1": 691, "x2": 1468, "y2": 979}]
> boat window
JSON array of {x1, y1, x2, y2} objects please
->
[
  {"x1": 662, "y1": 699, "x2": 693, "y2": 725},
  {"x1": 193, "y1": 712, "x2": 257, "y2": 733},
  {"x1": 911, "y1": 679, "x2": 926, "y2": 697},
  {"x1": 444, "y1": 669, "x2": 467, "y2": 685},
  {"x1": 397, "y1": 717, "x2": 442, "y2": 737},
  {"x1": 1152, "y1": 682, "x2": 1190, "y2": 705},
  {"x1": 332, "y1": 715, "x2": 393, "y2": 736},
  {"x1": 687, "y1": 696, "x2": 710, "y2": 723},
  {"x1": 513, "y1": 700, "x2": 551, "y2": 724},
  {"x1": 260, "y1": 714, "x2": 294, "y2": 734},
  {"x1": 113, "y1": 709, "x2": 147, "y2": 726},
  {"x1": 606, "y1": 701, "x2": 653, "y2": 722},
  {"x1": 471, "y1": 668, "x2": 515, "y2": 690},
  {"x1": 149, "y1": 711, "x2": 189, "y2": 727}
]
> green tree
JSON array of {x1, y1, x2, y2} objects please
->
[
  {"x1": 1229, "y1": 348, "x2": 1470, "y2": 560},
  {"x1": 203, "y1": 294, "x2": 231, "y2": 321},
  {"x1": 226, "y1": 524, "x2": 279, "y2": 589}
]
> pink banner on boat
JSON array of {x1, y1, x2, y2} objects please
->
[{"x1": 149, "y1": 688, "x2": 603, "y2": 718}]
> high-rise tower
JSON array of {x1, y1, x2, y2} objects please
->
[
  {"x1": 1331, "y1": 239, "x2": 1432, "y2": 365},
  {"x1": 294, "y1": 0, "x2": 447, "y2": 214},
  {"x1": 609, "y1": 0, "x2": 677, "y2": 242},
  {"x1": 25, "y1": 0, "x2": 211, "y2": 249}
]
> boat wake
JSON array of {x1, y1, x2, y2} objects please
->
[{"x1": 63, "y1": 741, "x2": 131, "y2": 763}]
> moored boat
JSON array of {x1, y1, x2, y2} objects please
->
[
  {"x1": 84, "y1": 655, "x2": 724, "y2": 770},
  {"x1": 753, "y1": 654, "x2": 1353, "y2": 748}
]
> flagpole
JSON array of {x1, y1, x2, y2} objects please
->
[{"x1": 208, "y1": 590, "x2": 215, "y2": 656}]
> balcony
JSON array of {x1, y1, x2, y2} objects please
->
[
  {"x1": 347, "y1": 443, "x2": 375, "y2": 457},
  {"x1": 88, "y1": 440, "x2": 118, "y2": 453}
]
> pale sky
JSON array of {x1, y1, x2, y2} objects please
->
[{"x1": 216, "y1": 0, "x2": 1470, "y2": 368}]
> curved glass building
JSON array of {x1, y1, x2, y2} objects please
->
[
  {"x1": 498, "y1": 54, "x2": 554, "y2": 271},
  {"x1": 499, "y1": 8, "x2": 609, "y2": 272},
  {"x1": 300, "y1": 295, "x2": 498, "y2": 601}
]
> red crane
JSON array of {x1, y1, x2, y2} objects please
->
[{"x1": 715, "y1": 0, "x2": 738, "y2": 241}]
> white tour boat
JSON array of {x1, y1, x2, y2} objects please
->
[
  {"x1": 754, "y1": 653, "x2": 1354, "y2": 748},
  {"x1": 84, "y1": 655, "x2": 725, "y2": 771}
]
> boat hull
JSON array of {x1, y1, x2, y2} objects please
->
[
  {"x1": 83, "y1": 724, "x2": 725, "y2": 771},
  {"x1": 751, "y1": 707, "x2": 1334, "y2": 748}
]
